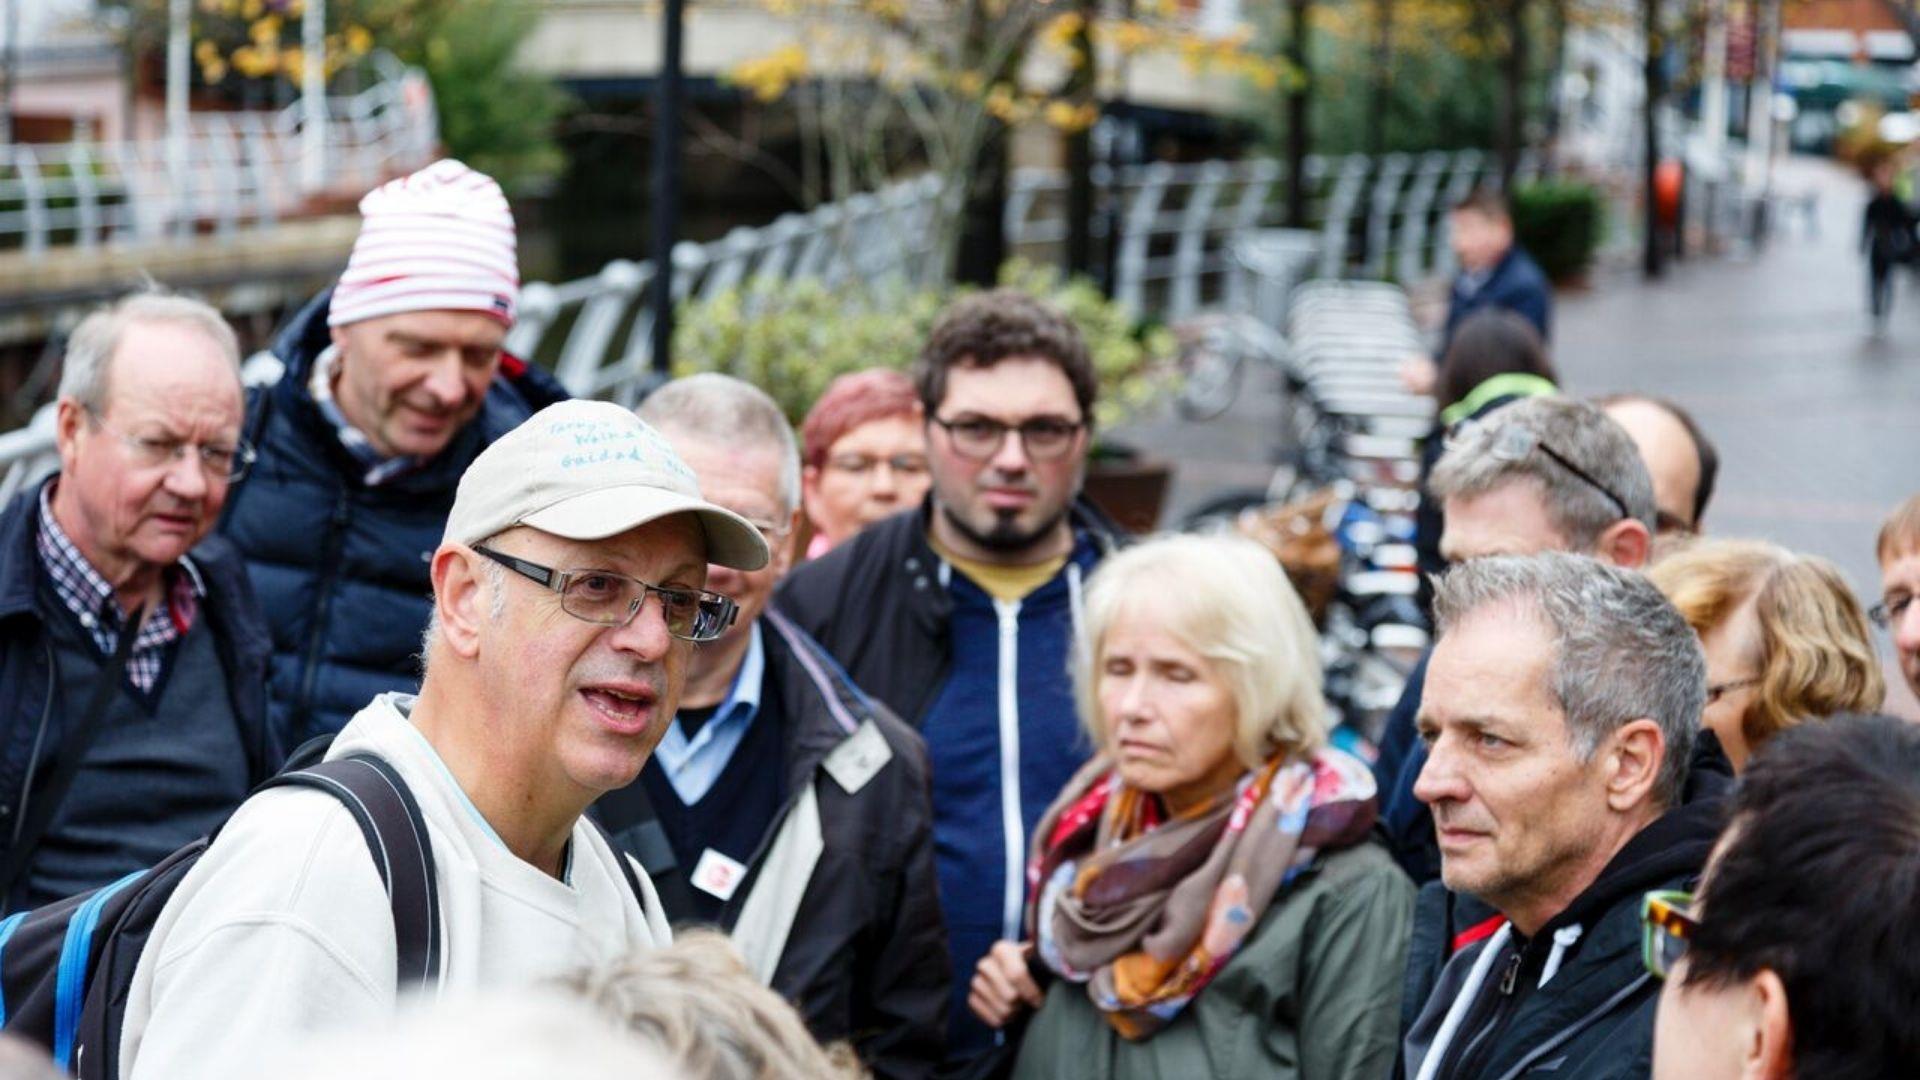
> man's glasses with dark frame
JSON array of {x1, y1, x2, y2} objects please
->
[
  {"x1": 1451, "y1": 421, "x2": 1634, "y2": 522},
  {"x1": 930, "y1": 414, "x2": 1085, "y2": 463},
  {"x1": 472, "y1": 544, "x2": 737, "y2": 644}
]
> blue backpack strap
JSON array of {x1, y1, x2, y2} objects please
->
[
  {"x1": 51, "y1": 871, "x2": 143, "y2": 1071},
  {"x1": 259, "y1": 754, "x2": 442, "y2": 989}
]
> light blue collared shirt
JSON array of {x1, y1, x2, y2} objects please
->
[{"x1": 651, "y1": 622, "x2": 764, "y2": 806}]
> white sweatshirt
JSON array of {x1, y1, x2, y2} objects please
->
[{"x1": 117, "y1": 693, "x2": 671, "y2": 1080}]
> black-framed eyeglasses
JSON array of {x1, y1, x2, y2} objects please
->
[
  {"x1": 84, "y1": 404, "x2": 256, "y2": 483},
  {"x1": 1453, "y1": 421, "x2": 1633, "y2": 522},
  {"x1": 931, "y1": 414, "x2": 1085, "y2": 463},
  {"x1": 1869, "y1": 593, "x2": 1914, "y2": 630},
  {"x1": 1641, "y1": 889, "x2": 1698, "y2": 980},
  {"x1": 472, "y1": 544, "x2": 737, "y2": 644},
  {"x1": 1704, "y1": 676, "x2": 1760, "y2": 706}
]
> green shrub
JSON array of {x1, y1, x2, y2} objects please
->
[
  {"x1": 671, "y1": 258, "x2": 1177, "y2": 432},
  {"x1": 1510, "y1": 180, "x2": 1606, "y2": 283}
]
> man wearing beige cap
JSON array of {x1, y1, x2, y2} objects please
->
[
  {"x1": 117, "y1": 400, "x2": 769, "y2": 1080},
  {"x1": 219, "y1": 159, "x2": 568, "y2": 749}
]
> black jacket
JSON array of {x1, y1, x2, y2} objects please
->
[
  {"x1": 1444, "y1": 245, "x2": 1553, "y2": 350},
  {"x1": 594, "y1": 611, "x2": 950, "y2": 1079},
  {"x1": 774, "y1": 498, "x2": 1124, "y2": 725},
  {"x1": 218, "y1": 289, "x2": 568, "y2": 746},
  {"x1": 1395, "y1": 758, "x2": 1730, "y2": 1080},
  {"x1": 0, "y1": 480, "x2": 280, "y2": 892}
]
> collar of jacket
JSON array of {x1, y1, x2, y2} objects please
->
[
  {"x1": 264, "y1": 288, "x2": 569, "y2": 495},
  {"x1": 1439, "y1": 372, "x2": 1558, "y2": 428},
  {"x1": 760, "y1": 608, "x2": 893, "y2": 797}
]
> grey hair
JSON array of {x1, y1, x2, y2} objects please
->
[
  {"x1": 635, "y1": 374, "x2": 802, "y2": 515},
  {"x1": 59, "y1": 290, "x2": 243, "y2": 411},
  {"x1": 1433, "y1": 551, "x2": 1703, "y2": 809},
  {"x1": 418, "y1": 533, "x2": 509, "y2": 674},
  {"x1": 1430, "y1": 396, "x2": 1657, "y2": 548}
]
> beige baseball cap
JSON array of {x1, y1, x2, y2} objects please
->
[{"x1": 444, "y1": 399, "x2": 770, "y2": 570}]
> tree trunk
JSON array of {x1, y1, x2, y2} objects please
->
[
  {"x1": 1285, "y1": 0, "x2": 1313, "y2": 226},
  {"x1": 1499, "y1": 0, "x2": 1529, "y2": 188},
  {"x1": 955, "y1": 122, "x2": 1009, "y2": 286},
  {"x1": 1368, "y1": 0, "x2": 1394, "y2": 156}
]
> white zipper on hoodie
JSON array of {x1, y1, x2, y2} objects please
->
[{"x1": 994, "y1": 598, "x2": 1025, "y2": 943}]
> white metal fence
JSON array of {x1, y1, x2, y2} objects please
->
[{"x1": 0, "y1": 53, "x2": 437, "y2": 256}]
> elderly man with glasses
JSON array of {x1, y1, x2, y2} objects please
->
[
  {"x1": 1374, "y1": 395, "x2": 1668, "y2": 886},
  {"x1": 116, "y1": 400, "x2": 768, "y2": 1079},
  {"x1": 0, "y1": 292, "x2": 279, "y2": 914},
  {"x1": 778, "y1": 289, "x2": 1126, "y2": 1060},
  {"x1": 592, "y1": 375, "x2": 949, "y2": 1079}
]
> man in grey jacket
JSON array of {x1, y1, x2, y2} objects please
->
[{"x1": 594, "y1": 375, "x2": 948, "y2": 1078}]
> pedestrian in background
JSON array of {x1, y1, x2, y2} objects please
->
[
  {"x1": 970, "y1": 534, "x2": 1410, "y2": 1080},
  {"x1": 1649, "y1": 538, "x2": 1883, "y2": 771},
  {"x1": 1860, "y1": 157, "x2": 1915, "y2": 327}
]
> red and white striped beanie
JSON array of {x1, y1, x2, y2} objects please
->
[{"x1": 327, "y1": 159, "x2": 519, "y2": 329}]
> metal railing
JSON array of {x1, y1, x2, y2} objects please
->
[
  {"x1": 0, "y1": 53, "x2": 437, "y2": 256},
  {"x1": 1004, "y1": 149, "x2": 1542, "y2": 324}
]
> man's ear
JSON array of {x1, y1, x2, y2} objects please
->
[
  {"x1": 430, "y1": 545, "x2": 488, "y2": 661},
  {"x1": 1595, "y1": 518, "x2": 1652, "y2": 570},
  {"x1": 1603, "y1": 717, "x2": 1665, "y2": 812},
  {"x1": 53, "y1": 399, "x2": 85, "y2": 474},
  {"x1": 1744, "y1": 968, "x2": 1794, "y2": 1080}
]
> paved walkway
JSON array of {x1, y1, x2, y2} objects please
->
[{"x1": 1123, "y1": 154, "x2": 1917, "y2": 714}]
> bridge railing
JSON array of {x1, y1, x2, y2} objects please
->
[{"x1": 0, "y1": 53, "x2": 436, "y2": 257}]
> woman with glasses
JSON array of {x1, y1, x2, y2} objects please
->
[
  {"x1": 966, "y1": 534, "x2": 1412, "y2": 1080},
  {"x1": 1648, "y1": 538, "x2": 1884, "y2": 771},
  {"x1": 797, "y1": 369, "x2": 932, "y2": 558}
]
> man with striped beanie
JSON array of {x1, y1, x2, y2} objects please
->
[{"x1": 220, "y1": 159, "x2": 568, "y2": 749}]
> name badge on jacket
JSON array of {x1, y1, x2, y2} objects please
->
[{"x1": 691, "y1": 848, "x2": 747, "y2": 902}]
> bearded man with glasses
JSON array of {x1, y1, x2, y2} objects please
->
[
  {"x1": 589, "y1": 375, "x2": 949, "y2": 1079},
  {"x1": 778, "y1": 289, "x2": 1126, "y2": 1061},
  {"x1": 0, "y1": 291, "x2": 279, "y2": 914},
  {"x1": 115, "y1": 400, "x2": 769, "y2": 1078}
]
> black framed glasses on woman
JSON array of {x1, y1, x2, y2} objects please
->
[
  {"x1": 930, "y1": 414, "x2": 1085, "y2": 463},
  {"x1": 1449, "y1": 420, "x2": 1634, "y2": 522},
  {"x1": 471, "y1": 544, "x2": 738, "y2": 644}
]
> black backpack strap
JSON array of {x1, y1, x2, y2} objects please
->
[
  {"x1": 0, "y1": 604, "x2": 145, "y2": 899},
  {"x1": 260, "y1": 754, "x2": 441, "y2": 989}
]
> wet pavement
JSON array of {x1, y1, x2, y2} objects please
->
[{"x1": 1120, "y1": 154, "x2": 1918, "y2": 715}]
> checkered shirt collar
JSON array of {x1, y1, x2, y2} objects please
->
[{"x1": 36, "y1": 481, "x2": 204, "y2": 692}]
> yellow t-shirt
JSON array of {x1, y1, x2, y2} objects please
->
[{"x1": 928, "y1": 533, "x2": 1068, "y2": 603}]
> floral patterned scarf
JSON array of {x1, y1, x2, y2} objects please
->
[{"x1": 1026, "y1": 746, "x2": 1379, "y2": 1040}]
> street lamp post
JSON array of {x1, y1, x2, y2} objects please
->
[
  {"x1": 301, "y1": 0, "x2": 327, "y2": 193},
  {"x1": 649, "y1": 0, "x2": 686, "y2": 379}
]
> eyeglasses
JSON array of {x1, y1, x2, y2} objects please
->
[
  {"x1": 825, "y1": 452, "x2": 930, "y2": 479},
  {"x1": 931, "y1": 414, "x2": 1085, "y2": 463},
  {"x1": 1641, "y1": 889, "x2": 1698, "y2": 980},
  {"x1": 1869, "y1": 593, "x2": 1913, "y2": 630},
  {"x1": 1704, "y1": 676, "x2": 1760, "y2": 706},
  {"x1": 84, "y1": 405, "x2": 256, "y2": 483},
  {"x1": 471, "y1": 544, "x2": 738, "y2": 644},
  {"x1": 1452, "y1": 421, "x2": 1632, "y2": 522}
]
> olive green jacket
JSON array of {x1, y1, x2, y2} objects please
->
[{"x1": 1011, "y1": 842, "x2": 1413, "y2": 1080}]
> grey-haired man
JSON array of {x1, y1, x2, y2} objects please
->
[
  {"x1": 1396, "y1": 553, "x2": 1719, "y2": 1080},
  {"x1": 118, "y1": 400, "x2": 768, "y2": 1079}
]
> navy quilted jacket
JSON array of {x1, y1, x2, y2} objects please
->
[{"x1": 218, "y1": 289, "x2": 567, "y2": 747}]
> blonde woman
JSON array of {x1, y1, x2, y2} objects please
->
[
  {"x1": 968, "y1": 534, "x2": 1412, "y2": 1080},
  {"x1": 1649, "y1": 538, "x2": 1884, "y2": 770}
]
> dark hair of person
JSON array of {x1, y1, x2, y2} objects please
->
[
  {"x1": 1593, "y1": 393, "x2": 1718, "y2": 527},
  {"x1": 1685, "y1": 714, "x2": 1920, "y2": 1079},
  {"x1": 1436, "y1": 308, "x2": 1557, "y2": 413},
  {"x1": 913, "y1": 288, "x2": 1097, "y2": 423},
  {"x1": 1451, "y1": 187, "x2": 1511, "y2": 222}
]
